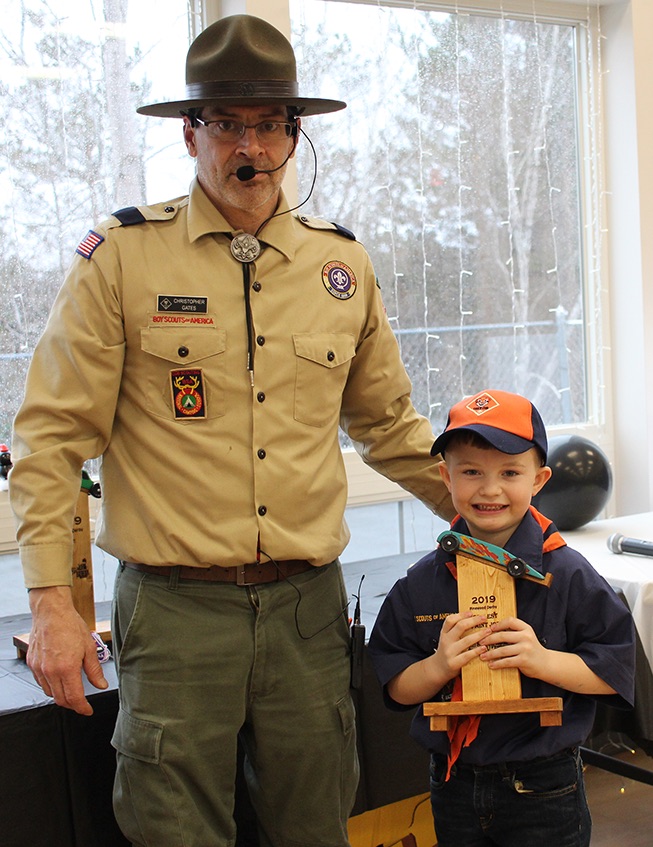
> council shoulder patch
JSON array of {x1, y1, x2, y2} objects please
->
[
  {"x1": 76, "y1": 230, "x2": 104, "y2": 260},
  {"x1": 322, "y1": 261, "x2": 357, "y2": 300},
  {"x1": 170, "y1": 369, "x2": 206, "y2": 419}
]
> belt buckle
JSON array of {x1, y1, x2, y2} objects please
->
[{"x1": 236, "y1": 562, "x2": 257, "y2": 586}]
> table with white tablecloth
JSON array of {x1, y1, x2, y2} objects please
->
[{"x1": 564, "y1": 512, "x2": 653, "y2": 666}]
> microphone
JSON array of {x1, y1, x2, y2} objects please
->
[
  {"x1": 607, "y1": 532, "x2": 653, "y2": 558},
  {"x1": 236, "y1": 148, "x2": 295, "y2": 182}
]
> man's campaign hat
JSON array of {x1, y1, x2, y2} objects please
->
[
  {"x1": 431, "y1": 389, "x2": 548, "y2": 461},
  {"x1": 138, "y1": 15, "x2": 346, "y2": 118}
]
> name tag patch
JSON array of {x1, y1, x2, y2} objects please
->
[
  {"x1": 158, "y1": 295, "x2": 208, "y2": 314},
  {"x1": 170, "y1": 369, "x2": 206, "y2": 419}
]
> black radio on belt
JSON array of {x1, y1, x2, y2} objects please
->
[{"x1": 350, "y1": 575, "x2": 365, "y2": 690}]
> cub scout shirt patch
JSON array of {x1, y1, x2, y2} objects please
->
[
  {"x1": 322, "y1": 261, "x2": 357, "y2": 300},
  {"x1": 76, "y1": 230, "x2": 104, "y2": 259},
  {"x1": 158, "y1": 295, "x2": 208, "y2": 314},
  {"x1": 170, "y1": 369, "x2": 206, "y2": 419}
]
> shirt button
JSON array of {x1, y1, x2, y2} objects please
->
[
  {"x1": 257, "y1": 449, "x2": 266, "y2": 460},
  {"x1": 258, "y1": 505, "x2": 267, "y2": 516},
  {"x1": 256, "y1": 335, "x2": 265, "y2": 346},
  {"x1": 327, "y1": 350, "x2": 335, "y2": 362},
  {"x1": 252, "y1": 281, "x2": 262, "y2": 292},
  {"x1": 257, "y1": 392, "x2": 266, "y2": 403},
  {"x1": 178, "y1": 346, "x2": 189, "y2": 357}
]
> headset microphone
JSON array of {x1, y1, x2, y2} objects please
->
[
  {"x1": 236, "y1": 142, "x2": 297, "y2": 182},
  {"x1": 236, "y1": 165, "x2": 258, "y2": 182}
]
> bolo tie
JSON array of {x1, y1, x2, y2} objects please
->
[{"x1": 230, "y1": 231, "x2": 262, "y2": 386}]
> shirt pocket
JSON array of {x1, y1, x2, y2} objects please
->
[
  {"x1": 140, "y1": 325, "x2": 227, "y2": 420},
  {"x1": 293, "y1": 332, "x2": 356, "y2": 427}
]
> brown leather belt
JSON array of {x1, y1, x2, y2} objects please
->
[{"x1": 123, "y1": 559, "x2": 315, "y2": 586}]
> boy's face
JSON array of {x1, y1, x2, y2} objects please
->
[{"x1": 439, "y1": 441, "x2": 552, "y2": 549}]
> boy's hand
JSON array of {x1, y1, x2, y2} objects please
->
[
  {"x1": 478, "y1": 616, "x2": 548, "y2": 678},
  {"x1": 434, "y1": 611, "x2": 489, "y2": 678},
  {"x1": 387, "y1": 611, "x2": 490, "y2": 706},
  {"x1": 478, "y1": 616, "x2": 616, "y2": 695}
]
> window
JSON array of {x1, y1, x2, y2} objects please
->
[
  {"x1": 290, "y1": 0, "x2": 605, "y2": 438},
  {"x1": 0, "y1": 0, "x2": 194, "y2": 447}
]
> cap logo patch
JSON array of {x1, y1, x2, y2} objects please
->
[
  {"x1": 322, "y1": 261, "x2": 357, "y2": 300},
  {"x1": 466, "y1": 391, "x2": 500, "y2": 416},
  {"x1": 171, "y1": 369, "x2": 206, "y2": 419}
]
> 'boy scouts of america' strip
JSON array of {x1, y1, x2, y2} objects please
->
[{"x1": 76, "y1": 230, "x2": 105, "y2": 259}]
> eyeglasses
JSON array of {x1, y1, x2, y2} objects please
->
[{"x1": 193, "y1": 117, "x2": 295, "y2": 143}]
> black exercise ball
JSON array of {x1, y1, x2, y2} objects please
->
[{"x1": 532, "y1": 435, "x2": 613, "y2": 530}]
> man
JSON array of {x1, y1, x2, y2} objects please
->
[{"x1": 10, "y1": 15, "x2": 453, "y2": 847}]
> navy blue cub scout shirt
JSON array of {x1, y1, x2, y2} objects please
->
[{"x1": 367, "y1": 507, "x2": 635, "y2": 765}]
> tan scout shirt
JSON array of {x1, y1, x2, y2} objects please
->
[{"x1": 11, "y1": 178, "x2": 452, "y2": 588}]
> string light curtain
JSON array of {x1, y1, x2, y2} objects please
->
[{"x1": 290, "y1": 0, "x2": 606, "y2": 434}]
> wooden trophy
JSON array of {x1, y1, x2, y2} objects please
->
[
  {"x1": 423, "y1": 531, "x2": 563, "y2": 730},
  {"x1": 14, "y1": 470, "x2": 111, "y2": 659}
]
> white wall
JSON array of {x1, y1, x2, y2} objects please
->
[{"x1": 602, "y1": 0, "x2": 653, "y2": 514}]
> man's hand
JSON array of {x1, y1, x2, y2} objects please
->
[{"x1": 27, "y1": 585, "x2": 108, "y2": 715}]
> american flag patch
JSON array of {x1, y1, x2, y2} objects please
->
[{"x1": 76, "y1": 230, "x2": 104, "y2": 259}]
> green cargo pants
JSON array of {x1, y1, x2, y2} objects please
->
[{"x1": 111, "y1": 560, "x2": 358, "y2": 847}]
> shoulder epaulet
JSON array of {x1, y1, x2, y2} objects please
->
[
  {"x1": 296, "y1": 214, "x2": 356, "y2": 241},
  {"x1": 107, "y1": 199, "x2": 185, "y2": 229},
  {"x1": 112, "y1": 206, "x2": 147, "y2": 226},
  {"x1": 74, "y1": 199, "x2": 186, "y2": 260}
]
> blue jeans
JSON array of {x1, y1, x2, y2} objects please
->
[{"x1": 430, "y1": 748, "x2": 591, "y2": 847}]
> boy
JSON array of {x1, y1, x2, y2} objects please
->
[{"x1": 368, "y1": 389, "x2": 635, "y2": 847}]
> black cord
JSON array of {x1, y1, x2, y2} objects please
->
[
  {"x1": 385, "y1": 794, "x2": 430, "y2": 847},
  {"x1": 258, "y1": 549, "x2": 351, "y2": 640},
  {"x1": 237, "y1": 127, "x2": 319, "y2": 382},
  {"x1": 241, "y1": 263, "x2": 255, "y2": 381},
  {"x1": 254, "y1": 126, "x2": 319, "y2": 238}
]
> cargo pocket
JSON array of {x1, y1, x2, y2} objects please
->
[
  {"x1": 293, "y1": 333, "x2": 356, "y2": 426},
  {"x1": 336, "y1": 693, "x2": 360, "y2": 813},
  {"x1": 111, "y1": 707, "x2": 163, "y2": 763},
  {"x1": 111, "y1": 708, "x2": 179, "y2": 844}
]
